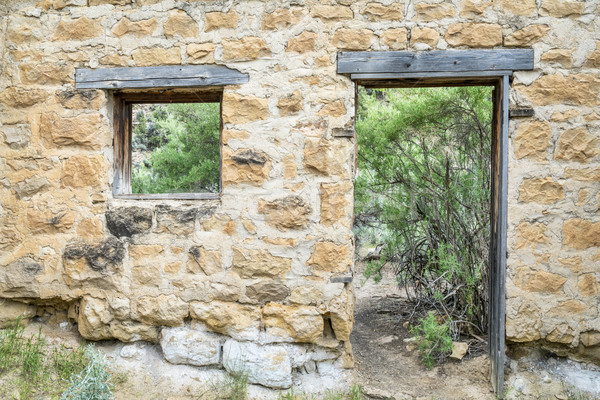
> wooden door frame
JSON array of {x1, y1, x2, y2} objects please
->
[{"x1": 339, "y1": 49, "x2": 533, "y2": 397}]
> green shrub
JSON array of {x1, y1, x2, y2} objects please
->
[
  {"x1": 410, "y1": 312, "x2": 453, "y2": 369},
  {"x1": 60, "y1": 344, "x2": 113, "y2": 400}
]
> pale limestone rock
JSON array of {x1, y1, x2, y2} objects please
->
[
  {"x1": 263, "y1": 303, "x2": 323, "y2": 343},
  {"x1": 258, "y1": 196, "x2": 312, "y2": 231},
  {"x1": 222, "y1": 93, "x2": 269, "y2": 124},
  {"x1": 332, "y1": 28, "x2": 375, "y2": 50},
  {"x1": 547, "y1": 324, "x2": 575, "y2": 344},
  {"x1": 14, "y1": 176, "x2": 50, "y2": 198},
  {"x1": 111, "y1": 17, "x2": 157, "y2": 37},
  {"x1": 0, "y1": 299, "x2": 36, "y2": 328},
  {"x1": 61, "y1": 155, "x2": 105, "y2": 188},
  {"x1": 6, "y1": 16, "x2": 43, "y2": 44},
  {"x1": 222, "y1": 37, "x2": 270, "y2": 61},
  {"x1": 289, "y1": 286, "x2": 322, "y2": 306},
  {"x1": 562, "y1": 219, "x2": 600, "y2": 249},
  {"x1": 0, "y1": 87, "x2": 49, "y2": 107},
  {"x1": 311, "y1": 5, "x2": 353, "y2": 21},
  {"x1": 506, "y1": 303, "x2": 542, "y2": 342},
  {"x1": 231, "y1": 247, "x2": 292, "y2": 278},
  {"x1": 110, "y1": 321, "x2": 159, "y2": 343},
  {"x1": 518, "y1": 177, "x2": 564, "y2": 204},
  {"x1": 580, "y1": 330, "x2": 600, "y2": 347},
  {"x1": 555, "y1": 127, "x2": 599, "y2": 162},
  {"x1": 208, "y1": 271, "x2": 242, "y2": 302},
  {"x1": 164, "y1": 10, "x2": 198, "y2": 39},
  {"x1": 320, "y1": 182, "x2": 352, "y2": 226},
  {"x1": 278, "y1": 90, "x2": 304, "y2": 116},
  {"x1": 415, "y1": 2, "x2": 455, "y2": 21},
  {"x1": 188, "y1": 246, "x2": 222, "y2": 275},
  {"x1": 160, "y1": 326, "x2": 221, "y2": 366},
  {"x1": 445, "y1": 23, "x2": 502, "y2": 48},
  {"x1": 3, "y1": 124, "x2": 31, "y2": 148},
  {"x1": 516, "y1": 74, "x2": 600, "y2": 106},
  {"x1": 513, "y1": 120, "x2": 551, "y2": 160},
  {"x1": 450, "y1": 342, "x2": 468, "y2": 360},
  {"x1": 205, "y1": 11, "x2": 238, "y2": 31},
  {"x1": 53, "y1": 16, "x2": 102, "y2": 41},
  {"x1": 308, "y1": 242, "x2": 352, "y2": 274},
  {"x1": 287, "y1": 31, "x2": 317, "y2": 53},
  {"x1": 190, "y1": 301, "x2": 261, "y2": 341},
  {"x1": 245, "y1": 280, "x2": 290, "y2": 304},
  {"x1": 136, "y1": 295, "x2": 188, "y2": 326},
  {"x1": 41, "y1": 112, "x2": 104, "y2": 149},
  {"x1": 362, "y1": 3, "x2": 403, "y2": 21},
  {"x1": 222, "y1": 340, "x2": 292, "y2": 389},
  {"x1": 328, "y1": 289, "x2": 354, "y2": 341},
  {"x1": 132, "y1": 47, "x2": 181, "y2": 66},
  {"x1": 380, "y1": 28, "x2": 407, "y2": 50},
  {"x1": 78, "y1": 296, "x2": 112, "y2": 340}
]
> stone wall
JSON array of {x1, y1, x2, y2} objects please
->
[{"x1": 1, "y1": 0, "x2": 599, "y2": 388}]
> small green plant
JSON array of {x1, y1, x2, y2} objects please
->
[
  {"x1": 61, "y1": 344, "x2": 113, "y2": 400},
  {"x1": 324, "y1": 385, "x2": 363, "y2": 400},
  {"x1": 410, "y1": 311, "x2": 453, "y2": 369}
]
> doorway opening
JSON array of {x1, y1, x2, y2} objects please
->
[{"x1": 350, "y1": 82, "x2": 503, "y2": 398}]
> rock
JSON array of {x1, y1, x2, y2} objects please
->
[
  {"x1": 258, "y1": 195, "x2": 311, "y2": 231},
  {"x1": 320, "y1": 182, "x2": 352, "y2": 226},
  {"x1": 318, "y1": 100, "x2": 346, "y2": 117},
  {"x1": 380, "y1": 28, "x2": 408, "y2": 50},
  {"x1": 450, "y1": 342, "x2": 468, "y2": 360},
  {"x1": 41, "y1": 112, "x2": 104, "y2": 149},
  {"x1": 136, "y1": 294, "x2": 188, "y2": 326},
  {"x1": 444, "y1": 23, "x2": 502, "y2": 48},
  {"x1": 547, "y1": 324, "x2": 575, "y2": 344},
  {"x1": 375, "y1": 335, "x2": 398, "y2": 345},
  {"x1": 278, "y1": 90, "x2": 304, "y2": 116},
  {"x1": 187, "y1": 43, "x2": 215, "y2": 63},
  {"x1": 542, "y1": 49, "x2": 573, "y2": 68},
  {"x1": 362, "y1": 3, "x2": 404, "y2": 21},
  {"x1": 222, "y1": 93, "x2": 269, "y2": 124},
  {"x1": 506, "y1": 303, "x2": 542, "y2": 342},
  {"x1": 246, "y1": 280, "x2": 290, "y2": 304},
  {"x1": 61, "y1": 155, "x2": 105, "y2": 188},
  {"x1": 515, "y1": 222, "x2": 548, "y2": 249},
  {"x1": 287, "y1": 31, "x2": 317, "y2": 53},
  {"x1": 505, "y1": 25, "x2": 550, "y2": 47},
  {"x1": 497, "y1": 0, "x2": 537, "y2": 16},
  {"x1": 514, "y1": 121, "x2": 551, "y2": 160},
  {"x1": 578, "y1": 274, "x2": 599, "y2": 297},
  {"x1": 1, "y1": 124, "x2": 30, "y2": 148},
  {"x1": 205, "y1": 11, "x2": 238, "y2": 31},
  {"x1": 563, "y1": 219, "x2": 600, "y2": 249},
  {"x1": 64, "y1": 237, "x2": 125, "y2": 272},
  {"x1": 518, "y1": 177, "x2": 564, "y2": 204},
  {"x1": 460, "y1": 0, "x2": 491, "y2": 18},
  {"x1": 311, "y1": 5, "x2": 353, "y2": 21},
  {"x1": 110, "y1": 321, "x2": 159, "y2": 343},
  {"x1": 555, "y1": 127, "x2": 599, "y2": 162},
  {"x1": 0, "y1": 299, "x2": 36, "y2": 328},
  {"x1": 263, "y1": 303, "x2": 323, "y2": 343},
  {"x1": 362, "y1": 386, "x2": 395, "y2": 400},
  {"x1": 328, "y1": 289, "x2": 354, "y2": 341},
  {"x1": 164, "y1": 10, "x2": 198, "y2": 38},
  {"x1": 19, "y1": 63, "x2": 74, "y2": 85},
  {"x1": 6, "y1": 16, "x2": 43, "y2": 44},
  {"x1": 585, "y1": 45, "x2": 600, "y2": 68},
  {"x1": 222, "y1": 148, "x2": 271, "y2": 185},
  {"x1": 106, "y1": 207, "x2": 153, "y2": 238},
  {"x1": 282, "y1": 155, "x2": 297, "y2": 179},
  {"x1": 99, "y1": 53, "x2": 131, "y2": 66},
  {"x1": 132, "y1": 47, "x2": 181, "y2": 66},
  {"x1": 289, "y1": 286, "x2": 323, "y2": 306},
  {"x1": 517, "y1": 74, "x2": 600, "y2": 106},
  {"x1": 56, "y1": 89, "x2": 104, "y2": 110},
  {"x1": 78, "y1": 296, "x2": 112, "y2": 340},
  {"x1": 188, "y1": 246, "x2": 222, "y2": 275},
  {"x1": 190, "y1": 301, "x2": 261, "y2": 341},
  {"x1": 263, "y1": 9, "x2": 297, "y2": 30},
  {"x1": 222, "y1": 340, "x2": 292, "y2": 389},
  {"x1": 222, "y1": 37, "x2": 270, "y2": 61},
  {"x1": 53, "y1": 16, "x2": 102, "y2": 41},
  {"x1": 308, "y1": 242, "x2": 352, "y2": 274},
  {"x1": 111, "y1": 17, "x2": 158, "y2": 37},
  {"x1": 208, "y1": 271, "x2": 242, "y2": 302},
  {"x1": 416, "y1": 2, "x2": 456, "y2": 21},
  {"x1": 26, "y1": 208, "x2": 76, "y2": 234},
  {"x1": 514, "y1": 268, "x2": 567, "y2": 293},
  {"x1": 160, "y1": 326, "x2": 221, "y2": 366},
  {"x1": 565, "y1": 167, "x2": 600, "y2": 181},
  {"x1": 411, "y1": 27, "x2": 440, "y2": 48},
  {"x1": 154, "y1": 205, "x2": 199, "y2": 235},
  {"x1": 304, "y1": 138, "x2": 348, "y2": 176},
  {"x1": 540, "y1": 0, "x2": 584, "y2": 17},
  {"x1": 332, "y1": 28, "x2": 375, "y2": 50},
  {"x1": 13, "y1": 175, "x2": 50, "y2": 198},
  {"x1": 231, "y1": 247, "x2": 292, "y2": 278},
  {"x1": 0, "y1": 87, "x2": 49, "y2": 107},
  {"x1": 580, "y1": 330, "x2": 600, "y2": 347}
]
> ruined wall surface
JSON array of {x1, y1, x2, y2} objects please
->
[{"x1": 0, "y1": 0, "x2": 599, "y2": 388}]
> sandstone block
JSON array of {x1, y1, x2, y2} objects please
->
[
  {"x1": 541, "y1": 49, "x2": 573, "y2": 68},
  {"x1": 0, "y1": 87, "x2": 49, "y2": 108},
  {"x1": 445, "y1": 23, "x2": 501, "y2": 48},
  {"x1": 518, "y1": 177, "x2": 564, "y2": 204},
  {"x1": 506, "y1": 303, "x2": 541, "y2": 342},
  {"x1": 563, "y1": 219, "x2": 600, "y2": 249},
  {"x1": 41, "y1": 112, "x2": 104, "y2": 149},
  {"x1": 311, "y1": 5, "x2": 353, "y2": 21},
  {"x1": 0, "y1": 257, "x2": 42, "y2": 297},
  {"x1": 99, "y1": 53, "x2": 131, "y2": 66},
  {"x1": 201, "y1": 214, "x2": 236, "y2": 236},
  {"x1": 580, "y1": 330, "x2": 600, "y2": 347},
  {"x1": 497, "y1": 0, "x2": 536, "y2": 16},
  {"x1": 263, "y1": 9, "x2": 297, "y2": 29},
  {"x1": 258, "y1": 195, "x2": 312, "y2": 231},
  {"x1": 190, "y1": 301, "x2": 261, "y2": 341},
  {"x1": 515, "y1": 222, "x2": 548, "y2": 250},
  {"x1": 26, "y1": 208, "x2": 76, "y2": 234},
  {"x1": 6, "y1": 16, "x2": 43, "y2": 44},
  {"x1": 110, "y1": 321, "x2": 159, "y2": 343},
  {"x1": 362, "y1": 3, "x2": 404, "y2": 21},
  {"x1": 187, "y1": 43, "x2": 215, "y2": 63},
  {"x1": 129, "y1": 244, "x2": 164, "y2": 265},
  {"x1": 133, "y1": 47, "x2": 181, "y2": 66},
  {"x1": 90, "y1": 0, "x2": 129, "y2": 4},
  {"x1": 160, "y1": 327, "x2": 221, "y2": 366},
  {"x1": 111, "y1": 17, "x2": 157, "y2": 37},
  {"x1": 78, "y1": 296, "x2": 111, "y2": 340},
  {"x1": 208, "y1": 271, "x2": 242, "y2": 302},
  {"x1": 460, "y1": 0, "x2": 492, "y2": 18},
  {"x1": 105, "y1": 206, "x2": 153, "y2": 238},
  {"x1": 555, "y1": 127, "x2": 599, "y2": 163},
  {"x1": 517, "y1": 74, "x2": 600, "y2": 106},
  {"x1": 0, "y1": 299, "x2": 36, "y2": 328},
  {"x1": 547, "y1": 299, "x2": 593, "y2": 317},
  {"x1": 287, "y1": 31, "x2": 318, "y2": 53},
  {"x1": 13, "y1": 176, "x2": 49, "y2": 198},
  {"x1": 308, "y1": 242, "x2": 352, "y2": 274},
  {"x1": 514, "y1": 120, "x2": 551, "y2": 160},
  {"x1": 416, "y1": 2, "x2": 455, "y2": 21},
  {"x1": 578, "y1": 274, "x2": 599, "y2": 297},
  {"x1": 318, "y1": 100, "x2": 346, "y2": 117},
  {"x1": 547, "y1": 324, "x2": 575, "y2": 344},
  {"x1": 56, "y1": 89, "x2": 104, "y2": 110},
  {"x1": 231, "y1": 247, "x2": 292, "y2": 278},
  {"x1": 282, "y1": 155, "x2": 297, "y2": 179},
  {"x1": 246, "y1": 280, "x2": 290, "y2": 304},
  {"x1": 53, "y1": 16, "x2": 102, "y2": 41},
  {"x1": 189, "y1": 246, "x2": 222, "y2": 275},
  {"x1": 222, "y1": 93, "x2": 269, "y2": 124},
  {"x1": 278, "y1": 91, "x2": 304, "y2": 115},
  {"x1": 505, "y1": 25, "x2": 550, "y2": 47},
  {"x1": 263, "y1": 303, "x2": 324, "y2": 343},
  {"x1": 304, "y1": 138, "x2": 347, "y2": 176},
  {"x1": 514, "y1": 268, "x2": 567, "y2": 293},
  {"x1": 222, "y1": 37, "x2": 270, "y2": 61},
  {"x1": 380, "y1": 28, "x2": 408, "y2": 50},
  {"x1": 19, "y1": 63, "x2": 74, "y2": 85},
  {"x1": 289, "y1": 286, "x2": 323, "y2": 306},
  {"x1": 332, "y1": 28, "x2": 375, "y2": 50},
  {"x1": 154, "y1": 205, "x2": 199, "y2": 235},
  {"x1": 551, "y1": 110, "x2": 580, "y2": 122},
  {"x1": 136, "y1": 294, "x2": 188, "y2": 326},
  {"x1": 585, "y1": 44, "x2": 600, "y2": 68},
  {"x1": 222, "y1": 340, "x2": 292, "y2": 389},
  {"x1": 411, "y1": 27, "x2": 440, "y2": 47},
  {"x1": 63, "y1": 238, "x2": 124, "y2": 281},
  {"x1": 565, "y1": 168, "x2": 600, "y2": 181},
  {"x1": 222, "y1": 148, "x2": 271, "y2": 185},
  {"x1": 328, "y1": 289, "x2": 354, "y2": 341},
  {"x1": 164, "y1": 10, "x2": 198, "y2": 38},
  {"x1": 61, "y1": 155, "x2": 105, "y2": 188},
  {"x1": 205, "y1": 11, "x2": 238, "y2": 31},
  {"x1": 321, "y1": 182, "x2": 352, "y2": 226},
  {"x1": 540, "y1": 0, "x2": 584, "y2": 17}
]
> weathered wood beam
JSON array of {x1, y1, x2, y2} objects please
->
[
  {"x1": 76, "y1": 65, "x2": 249, "y2": 89},
  {"x1": 337, "y1": 49, "x2": 534, "y2": 75}
]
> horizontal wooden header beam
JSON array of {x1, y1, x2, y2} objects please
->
[
  {"x1": 337, "y1": 49, "x2": 534, "y2": 75},
  {"x1": 76, "y1": 65, "x2": 249, "y2": 89}
]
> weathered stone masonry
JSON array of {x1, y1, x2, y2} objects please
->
[{"x1": 0, "y1": 0, "x2": 599, "y2": 388}]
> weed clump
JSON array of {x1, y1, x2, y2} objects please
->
[
  {"x1": 61, "y1": 344, "x2": 113, "y2": 400},
  {"x1": 410, "y1": 312, "x2": 453, "y2": 369}
]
